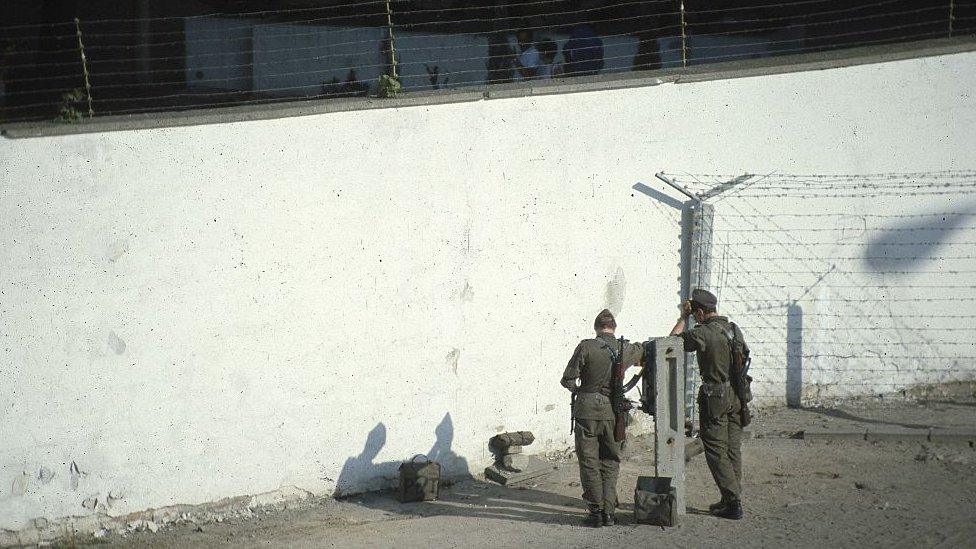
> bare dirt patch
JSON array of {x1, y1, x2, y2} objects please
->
[{"x1": 88, "y1": 395, "x2": 976, "y2": 549}]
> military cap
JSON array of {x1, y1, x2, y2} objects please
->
[
  {"x1": 691, "y1": 288, "x2": 717, "y2": 309},
  {"x1": 594, "y1": 309, "x2": 617, "y2": 330}
]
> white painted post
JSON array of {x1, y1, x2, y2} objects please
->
[{"x1": 651, "y1": 336, "x2": 686, "y2": 515}]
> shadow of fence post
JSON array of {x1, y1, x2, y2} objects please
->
[{"x1": 786, "y1": 303, "x2": 803, "y2": 407}]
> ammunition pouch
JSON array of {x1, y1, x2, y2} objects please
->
[
  {"x1": 733, "y1": 373, "x2": 754, "y2": 404},
  {"x1": 698, "y1": 382, "x2": 731, "y2": 424}
]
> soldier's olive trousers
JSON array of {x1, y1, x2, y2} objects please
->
[
  {"x1": 574, "y1": 418, "x2": 622, "y2": 513},
  {"x1": 698, "y1": 387, "x2": 743, "y2": 502}
]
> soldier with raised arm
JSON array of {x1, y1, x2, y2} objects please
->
[{"x1": 670, "y1": 289, "x2": 750, "y2": 520}]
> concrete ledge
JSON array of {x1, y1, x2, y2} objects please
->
[
  {"x1": 929, "y1": 429, "x2": 976, "y2": 443},
  {"x1": 485, "y1": 72, "x2": 673, "y2": 100},
  {"x1": 800, "y1": 428, "x2": 868, "y2": 441},
  {"x1": 0, "y1": 485, "x2": 316, "y2": 547},
  {"x1": 802, "y1": 426, "x2": 976, "y2": 443},
  {"x1": 675, "y1": 36, "x2": 976, "y2": 84},
  {"x1": 0, "y1": 89, "x2": 487, "y2": 139},
  {"x1": 865, "y1": 427, "x2": 930, "y2": 442}
]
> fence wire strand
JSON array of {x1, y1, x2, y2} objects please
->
[
  {"x1": 661, "y1": 170, "x2": 976, "y2": 403},
  {"x1": 1, "y1": 0, "x2": 973, "y2": 123}
]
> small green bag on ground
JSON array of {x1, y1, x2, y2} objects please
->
[
  {"x1": 398, "y1": 455, "x2": 440, "y2": 502},
  {"x1": 634, "y1": 476, "x2": 678, "y2": 527}
]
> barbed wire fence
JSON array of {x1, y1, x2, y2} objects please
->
[
  {"x1": 659, "y1": 170, "x2": 976, "y2": 409},
  {"x1": 1, "y1": 0, "x2": 974, "y2": 124}
]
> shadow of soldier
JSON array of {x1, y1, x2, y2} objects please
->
[
  {"x1": 333, "y1": 423, "x2": 400, "y2": 498},
  {"x1": 426, "y1": 412, "x2": 471, "y2": 482},
  {"x1": 336, "y1": 413, "x2": 587, "y2": 526}
]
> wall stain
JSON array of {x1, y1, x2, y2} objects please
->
[
  {"x1": 107, "y1": 331, "x2": 126, "y2": 355},
  {"x1": 11, "y1": 472, "x2": 28, "y2": 496},
  {"x1": 107, "y1": 240, "x2": 129, "y2": 263},
  {"x1": 446, "y1": 348, "x2": 460, "y2": 375},
  {"x1": 460, "y1": 281, "x2": 474, "y2": 302},
  {"x1": 37, "y1": 467, "x2": 54, "y2": 485},
  {"x1": 605, "y1": 267, "x2": 627, "y2": 315},
  {"x1": 69, "y1": 461, "x2": 85, "y2": 491}
]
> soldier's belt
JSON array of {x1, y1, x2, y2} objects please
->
[{"x1": 700, "y1": 381, "x2": 731, "y2": 397}]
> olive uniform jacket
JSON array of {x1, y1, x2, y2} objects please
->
[
  {"x1": 678, "y1": 316, "x2": 749, "y2": 386},
  {"x1": 561, "y1": 333, "x2": 643, "y2": 420}
]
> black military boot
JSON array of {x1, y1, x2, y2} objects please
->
[
  {"x1": 708, "y1": 498, "x2": 728, "y2": 512},
  {"x1": 585, "y1": 510, "x2": 603, "y2": 528},
  {"x1": 714, "y1": 499, "x2": 743, "y2": 520},
  {"x1": 601, "y1": 510, "x2": 617, "y2": 526}
]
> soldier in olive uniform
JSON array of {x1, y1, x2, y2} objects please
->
[
  {"x1": 670, "y1": 289, "x2": 748, "y2": 520},
  {"x1": 561, "y1": 309, "x2": 643, "y2": 527}
]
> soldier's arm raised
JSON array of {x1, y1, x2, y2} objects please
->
[{"x1": 669, "y1": 300, "x2": 693, "y2": 336}]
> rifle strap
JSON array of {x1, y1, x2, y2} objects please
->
[
  {"x1": 598, "y1": 339, "x2": 619, "y2": 364},
  {"x1": 601, "y1": 338, "x2": 626, "y2": 380}
]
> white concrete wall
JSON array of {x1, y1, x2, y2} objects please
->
[{"x1": 1, "y1": 49, "x2": 975, "y2": 531}]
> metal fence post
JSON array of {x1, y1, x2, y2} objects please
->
[
  {"x1": 385, "y1": 0, "x2": 398, "y2": 79},
  {"x1": 658, "y1": 172, "x2": 754, "y2": 433},
  {"x1": 680, "y1": 1, "x2": 689, "y2": 67},
  {"x1": 655, "y1": 173, "x2": 708, "y2": 435},
  {"x1": 685, "y1": 201, "x2": 714, "y2": 434},
  {"x1": 74, "y1": 17, "x2": 94, "y2": 118},
  {"x1": 949, "y1": 0, "x2": 955, "y2": 37}
]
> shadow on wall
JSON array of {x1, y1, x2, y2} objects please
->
[
  {"x1": 334, "y1": 413, "x2": 470, "y2": 498},
  {"x1": 632, "y1": 182, "x2": 685, "y2": 211},
  {"x1": 864, "y1": 205, "x2": 976, "y2": 271},
  {"x1": 333, "y1": 423, "x2": 399, "y2": 498},
  {"x1": 631, "y1": 182, "x2": 688, "y2": 304},
  {"x1": 786, "y1": 303, "x2": 802, "y2": 407},
  {"x1": 427, "y1": 413, "x2": 471, "y2": 480}
]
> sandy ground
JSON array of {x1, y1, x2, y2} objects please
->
[{"x1": 89, "y1": 394, "x2": 976, "y2": 549}]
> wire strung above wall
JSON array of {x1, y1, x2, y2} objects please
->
[{"x1": 1, "y1": 0, "x2": 973, "y2": 124}]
